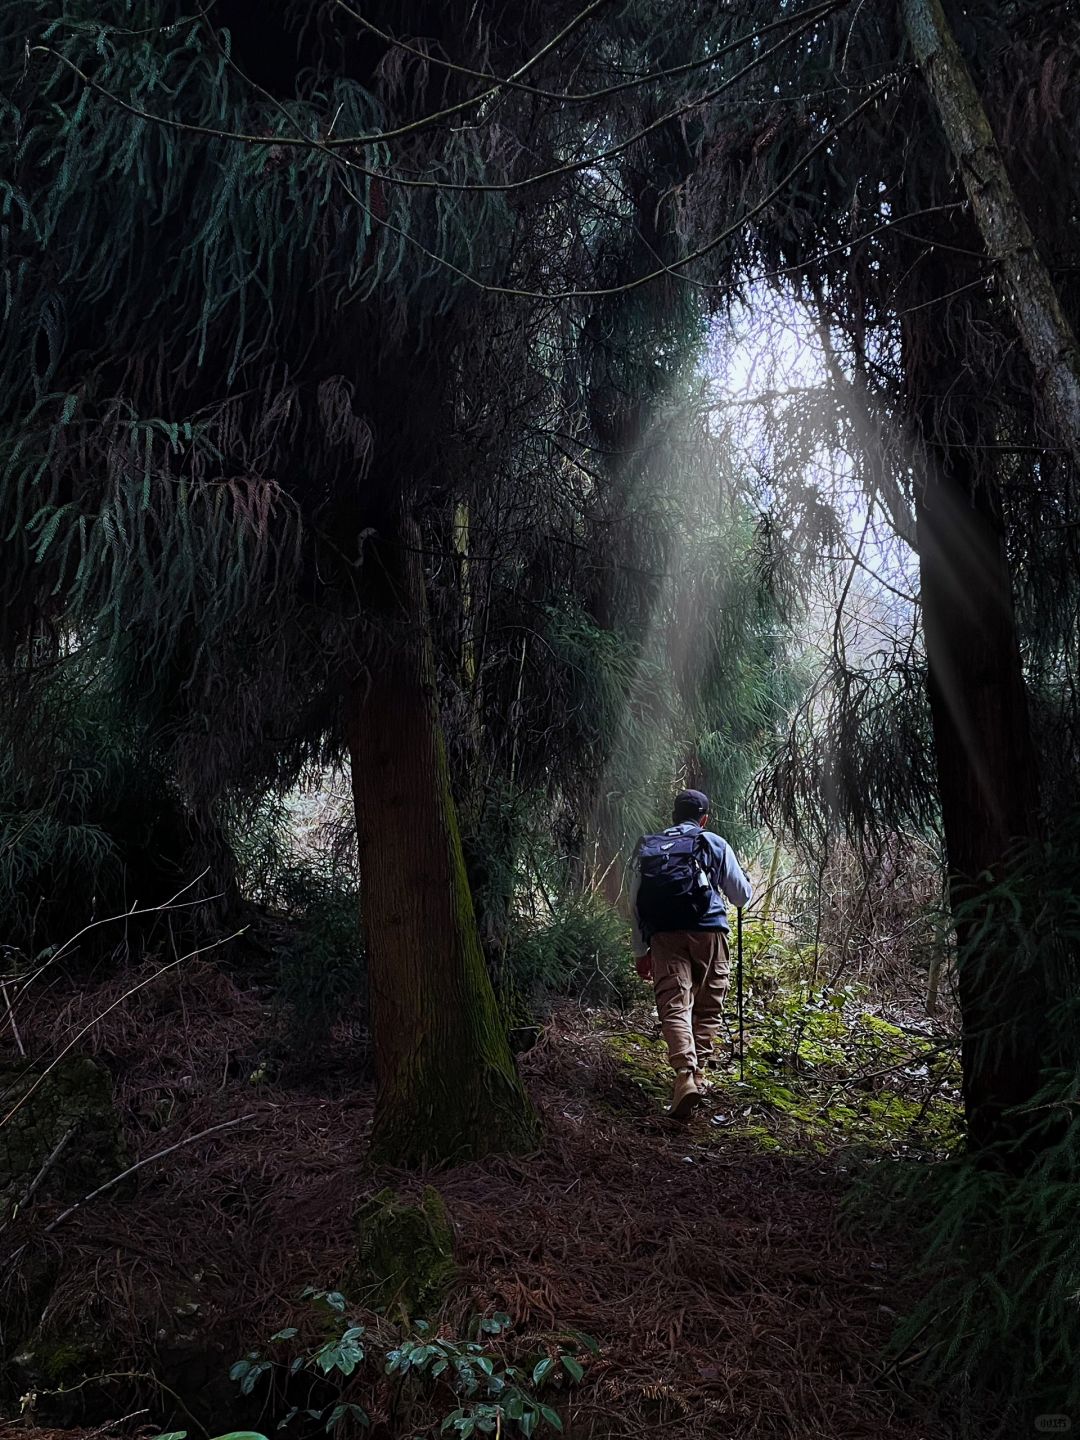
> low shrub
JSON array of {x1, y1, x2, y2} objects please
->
[
  {"x1": 502, "y1": 892, "x2": 638, "y2": 1021},
  {"x1": 228, "y1": 1288, "x2": 595, "y2": 1437}
]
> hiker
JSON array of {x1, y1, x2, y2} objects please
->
[{"x1": 630, "y1": 789, "x2": 752, "y2": 1119}]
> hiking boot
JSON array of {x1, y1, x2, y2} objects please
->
[
  {"x1": 693, "y1": 1067, "x2": 710, "y2": 1093},
  {"x1": 670, "y1": 1069, "x2": 703, "y2": 1120}
]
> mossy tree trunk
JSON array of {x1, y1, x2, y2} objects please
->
[
  {"x1": 901, "y1": 0, "x2": 1080, "y2": 466},
  {"x1": 347, "y1": 519, "x2": 538, "y2": 1167}
]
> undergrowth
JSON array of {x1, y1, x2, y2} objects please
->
[
  {"x1": 231, "y1": 794, "x2": 365, "y2": 1063},
  {"x1": 735, "y1": 919, "x2": 960, "y2": 1153},
  {"x1": 227, "y1": 1288, "x2": 594, "y2": 1438},
  {"x1": 268, "y1": 863, "x2": 365, "y2": 1060},
  {"x1": 603, "y1": 916, "x2": 961, "y2": 1155},
  {"x1": 856, "y1": 826, "x2": 1080, "y2": 1431},
  {"x1": 0, "y1": 656, "x2": 212, "y2": 956},
  {"x1": 503, "y1": 893, "x2": 637, "y2": 1021}
]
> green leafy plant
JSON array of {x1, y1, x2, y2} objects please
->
[
  {"x1": 229, "y1": 1289, "x2": 596, "y2": 1437},
  {"x1": 153, "y1": 1432, "x2": 269, "y2": 1440},
  {"x1": 231, "y1": 798, "x2": 366, "y2": 1062},
  {"x1": 861, "y1": 825, "x2": 1080, "y2": 1424},
  {"x1": 387, "y1": 1314, "x2": 595, "y2": 1437},
  {"x1": 270, "y1": 863, "x2": 366, "y2": 1057}
]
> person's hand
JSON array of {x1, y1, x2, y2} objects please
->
[{"x1": 635, "y1": 950, "x2": 653, "y2": 982}]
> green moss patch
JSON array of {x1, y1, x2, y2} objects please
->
[
  {"x1": 348, "y1": 1186, "x2": 458, "y2": 1317},
  {"x1": 600, "y1": 1031, "x2": 671, "y2": 1112},
  {"x1": 592, "y1": 938, "x2": 961, "y2": 1157}
]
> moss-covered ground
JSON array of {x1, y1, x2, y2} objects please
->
[{"x1": 602, "y1": 920, "x2": 961, "y2": 1156}]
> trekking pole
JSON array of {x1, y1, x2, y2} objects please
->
[{"x1": 736, "y1": 906, "x2": 745, "y2": 1082}]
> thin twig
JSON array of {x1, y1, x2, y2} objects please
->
[
  {"x1": 1, "y1": 979, "x2": 26, "y2": 1056},
  {"x1": 0, "y1": 1123, "x2": 77, "y2": 1235},
  {"x1": 5, "y1": 1113, "x2": 256, "y2": 1269},
  {"x1": 0, "y1": 927, "x2": 247, "y2": 1129},
  {"x1": 8, "y1": 869, "x2": 218, "y2": 1017}
]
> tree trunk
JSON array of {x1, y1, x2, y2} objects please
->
[
  {"x1": 347, "y1": 521, "x2": 538, "y2": 1167},
  {"x1": 914, "y1": 422, "x2": 1047, "y2": 1157},
  {"x1": 901, "y1": 0, "x2": 1080, "y2": 467}
]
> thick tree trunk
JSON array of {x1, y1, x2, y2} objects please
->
[
  {"x1": 901, "y1": 0, "x2": 1080, "y2": 467},
  {"x1": 914, "y1": 427, "x2": 1046, "y2": 1157},
  {"x1": 347, "y1": 522, "x2": 538, "y2": 1167}
]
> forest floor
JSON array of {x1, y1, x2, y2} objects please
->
[{"x1": 1, "y1": 957, "x2": 974, "y2": 1440}]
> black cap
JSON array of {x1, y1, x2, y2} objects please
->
[{"x1": 673, "y1": 788, "x2": 710, "y2": 822}]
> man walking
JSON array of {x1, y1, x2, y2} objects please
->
[{"x1": 630, "y1": 789, "x2": 752, "y2": 1119}]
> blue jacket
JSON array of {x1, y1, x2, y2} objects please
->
[{"x1": 629, "y1": 822, "x2": 752, "y2": 956}]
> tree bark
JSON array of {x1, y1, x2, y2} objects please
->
[
  {"x1": 901, "y1": 0, "x2": 1080, "y2": 467},
  {"x1": 347, "y1": 521, "x2": 538, "y2": 1167},
  {"x1": 913, "y1": 419, "x2": 1047, "y2": 1157}
]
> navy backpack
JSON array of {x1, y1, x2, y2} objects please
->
[{"x1": 635, "y1": 830, "x2": 713, "y2": 932}]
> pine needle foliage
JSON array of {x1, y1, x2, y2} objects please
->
[
  {"x1": 665, "y1": 0, "x2": 1080, "y2": 850},
  {"x1": 3, "y1": 0, "x2": 816, "y2": 820},
  {"x1": 0, "y1": 649, "x2": 208, "y2": 951},
  {"x1": 865, "y1": 822, "x2": 1080, "y2": 1424}
]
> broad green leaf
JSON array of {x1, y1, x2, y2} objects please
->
[
  {"x1": 240, "y1": 1361, "x2": 271, "y2": 1395},
  {"x1": 532, "y1": 1356, "x2": 555, "y2": 1386},
  {"x1": 569, "y1": 1331, "x2": 600, "y2": 1357}
]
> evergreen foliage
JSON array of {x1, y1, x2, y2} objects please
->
[
  {"x1": 866, "y1": 823, "x2": 1080, "y2": 1422},
  {"x1": 0, "y1": 652, "x2": 219, "y2": 953},
  {"x1": 2, "y1": 0, "x2": 804, "y2": 937}
]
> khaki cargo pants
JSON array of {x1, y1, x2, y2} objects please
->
[{"x1": 651, "y1": 930, "x2": 731, "y2": 1073}]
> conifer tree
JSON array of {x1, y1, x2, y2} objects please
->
[{"x1": 2, "y1": 0, "x2": 793, "y2": 1160}]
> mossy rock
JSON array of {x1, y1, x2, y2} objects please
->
[
  {"x1": 0, "y1": 1055, "x2": 126, "y2": 1216},
  {"x1": 348, "y1": 1186, "x2": 457, "y2": 1316},
  {"x1": 10, "y1": 1335, "x2": 102, "y2": 1388}
]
